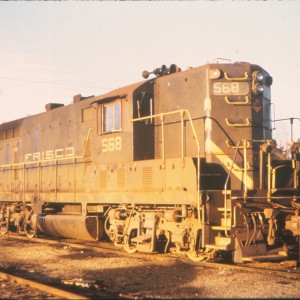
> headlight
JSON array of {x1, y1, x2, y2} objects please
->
[
  {"x1": 209, "y1": 69, "x2": 222, "y2": 79},
  {"x1": 253, "y1": 83, "x2": 264, "y2": 94},
  {"x1": 252, "y1": 71, "x2": 264, "y2": 82}
]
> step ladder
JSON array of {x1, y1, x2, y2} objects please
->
[
  {"x1": 206, "y1": 194, "x2": 233, "y2": 251},
  {"x1": 205, "y1": 140, "x2": 249, "y2": 251}
]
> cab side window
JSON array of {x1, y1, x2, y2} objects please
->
[{"x1": 102, "y1": 100, "x2": 122, "y2": 133}]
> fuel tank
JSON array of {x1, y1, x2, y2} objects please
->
[{"x1": 37, "y1": 215, "x2": 103, "y2": 241}]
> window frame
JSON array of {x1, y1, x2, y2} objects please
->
[{"x1": 100, "y1": 99, "x2": 122, "y2": 134}]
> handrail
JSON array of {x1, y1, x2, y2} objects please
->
[
  {"x1": 226, "y1": 139, "x2": 250, "y2": 149},
  {"x1": 224, "y1": 141, "x2": 241, "y2": 237},
  {"x1": 224, "y1": 72, "x2": 248, "y2": 81},
  {"x1": 225, "y1": 118, "x2": 250, "y2": 127},
  {"x1": 131, "y1": 109, "x2": 201, "y2": 222},
  {"x1": 225, "y1": 96, "x2": 249, "y2": 105}
]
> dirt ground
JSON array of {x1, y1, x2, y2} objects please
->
[{"x1": 0, "y1": 236, "x2": 299, "y2": 299}]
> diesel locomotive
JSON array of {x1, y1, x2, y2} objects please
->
[{"x1": 1, "y1": 61, "x2": 300, "y2": 263}]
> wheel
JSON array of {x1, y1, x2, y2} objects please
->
[
  {"x1": 186, "y1": 229, "x2": 206, "y2": 262},
  {"x1": 104, "y1": 216, "x2": 116, "y2": 242},
  {"x1": 186, "y1": 251, "x2": 206, "y2": 262},
  {"x1": 25, "y1": 212, "x2": 37, "y2": 239},
  {"x1": 124, "y1": 244, "x2": 138, "y2": 254},
  {"x1": 123, "y1": 229, "x2": 138, "y2": 254},
  {"x1": 0, "y1": 209, "x2": 10, "y2": 236}
]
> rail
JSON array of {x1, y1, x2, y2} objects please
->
[
  {"x1": 0, "y1": 270, "x2": 90, "y2": 299},
  {"x1": 131, "y1": 109, "x2": 202, "y2": 222}
]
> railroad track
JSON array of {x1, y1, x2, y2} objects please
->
[
  {"x1": 0, "y1": 267, "x2": 142, "y2": 300},
  {"x1": 0, "y1": 265, "x2": 130, "y2": 299},
  {"x1": 4, "y1": 233, "x2": 300, "y2": 282},
  {"x1": 0, "y1": 270, "x2": 90, "y2": 299}
]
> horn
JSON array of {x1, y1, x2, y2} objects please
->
[
  {"x1": 142, "y1": 70, "x2": 152, "y2": 79},
  {"x1": 170, "y1": 64, "x2": 181, "y2": 74}
]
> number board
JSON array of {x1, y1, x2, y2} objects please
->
[
  {"x1": 102, "y1": 136, "x2": 122, "y2": 153},
  {"x1": 212, "y1": 82, "x2": 249, "y2": 95}
]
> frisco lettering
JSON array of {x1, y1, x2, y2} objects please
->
[{"x1": 24, "y1": 147, "x2": 75, "y2": 162}]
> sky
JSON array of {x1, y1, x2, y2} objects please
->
[{"x1": 0, "y1": 1, "x2": 300, "y2": 144}]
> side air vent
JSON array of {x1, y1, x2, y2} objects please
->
[
  {"x1": 117, "y1": 169, "x2": 126, "y2": 189},
  {"x1": 99, "y1": 171, "x2": 108, "y2": 190},
  {"x1": 142, "y1": 167, "x2": 153, "y2": 189},
  {"x1": 0, "y1": 120, "x2": 22, "y2": 141}
]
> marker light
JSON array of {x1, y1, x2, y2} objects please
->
[
  {"x1": 253, "y1": 83, "x2": 264, "y2": 95},
  {"x1": 252, "y1": 71, "x2": 264, "y2": 83}
]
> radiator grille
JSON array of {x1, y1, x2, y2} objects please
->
[
  {"x1": 99, "y1": 171, "x2": 108, "y2": 190},
  {"x1": 0, "y1": 121, "x2": 22, "y2": 141},
  {"x1": 142, "y1": 167, "x2": 153, "y2": 189},
  {"x1": 117, "y1": 168, "x2": 126, "y2": 189}
]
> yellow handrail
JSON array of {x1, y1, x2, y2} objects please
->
[
  {"x1": 131, "y1": 109, "x2": 201, "y2": 222},
  {"x1": 224, "y1": 72, "x2": 248, "y2": 81},
  {"x1": 225, "y1": 118, "x2": 250, "y2": 127},
  {"x1": 225, "y1": 96, "x2": 249, "y2": 105}
]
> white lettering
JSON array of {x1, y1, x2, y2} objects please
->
[
  {"x1": 24, "y1": 153, "x2": 32, "y2": 162},
  {"x1": 102, "y1": 137, "x2": 122, "y2": 153},
  {"x1": 24, "y1": 147, "x2": 75, "y2": 162},
  {"x1": 212, "y1": 82, "x2": 249, "y2": 96},
  {"x1": 45, "y1": 150, "x2": 54, "y2": 160},
  {"x1": 33, "y1": 152, "x2": 40, "y2": 161},
  {"x1": 213, "y1": 82, "x2": 222, "y2": 94},
  {"x1": 55, "y1": 149, "x2": 64, "y2": 158},
  {"x1": 65, "y1": 147, "x2": 75, "y2": 157}
]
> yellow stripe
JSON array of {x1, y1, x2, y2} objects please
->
[{"x1": 205, "y1": 139, "x2": 253, "y2": 189}]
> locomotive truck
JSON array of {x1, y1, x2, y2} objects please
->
[{"x1": 0, "y1": 61, "x2": 299, "y2": 263}]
